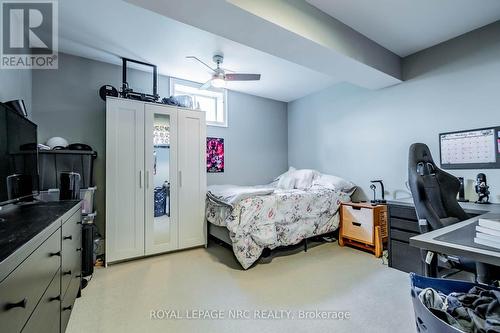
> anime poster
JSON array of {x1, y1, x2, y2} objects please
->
[{"x1": 206, "y1": 137, "x2": 224, "y2": 173}]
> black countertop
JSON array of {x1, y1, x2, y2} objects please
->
[{"x1": 0, "y1": 200, "x2": 80, "y2": 264}]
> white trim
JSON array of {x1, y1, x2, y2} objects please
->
[{"x1": 169, "y1": 77, "x2": 228, "y2": 127}]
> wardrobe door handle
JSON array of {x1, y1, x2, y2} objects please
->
[
  {"x1": 63, "y1": 270, "x2": 72, "y2": 276},
  {"x1": 139, "y1": 170, "x2": 143, "y2": 188},
  {"x1": 5, "y1": 298, "x2": 28, "y2": 310},
  {"x1": 63, "y1": 305, "x2": 72, "y2": 311},
  {"x1": 179, "y1": 171, "x2": 182, "y2": 187},
  {"x1": 63, "y1": 235, "x2": 72, "y2": 240},
  {"x1": 76, "y1": 248, "x2": 82, "y2": 252},
  {"x1": 49, "y1": 251, "x2": 61, "y2": 257},
  {"x1": 352, "y1": 222, "x2": 362, "y2": 227}
]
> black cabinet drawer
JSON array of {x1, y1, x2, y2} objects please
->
[
  {"x1": 390, "y1": 240, "x2": 423, "y2": 274},
  {"x1": 21, "y1": 270, "x2": 61, "y2": 333},
  {"x1": 0, "y1": 229, "x2": 61, "y2": 333},
  {"x1": 391, "y1": 229, "x2": 418, "y2": 243},
  {"x1": 389, "y1": 205, "x2": 417, "y2": 220},
  {"x1": 390, "y1": 217, "x2": 420, "y2": 233}
]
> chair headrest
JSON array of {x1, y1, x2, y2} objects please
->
[
  {"x1": 416, "y1": 162, "x2": 436, "y2": 176},
  {"x1": 409, "y1": 143, "x2": 437, "y2": 175}
]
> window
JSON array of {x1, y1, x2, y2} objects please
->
[{"x1": 169, "y1": 78, "x2": 227, "y2": 127}]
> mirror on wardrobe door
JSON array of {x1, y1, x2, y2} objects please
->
[{"x1": 152, "y1": 113, "x2": 171, "y2": 245}]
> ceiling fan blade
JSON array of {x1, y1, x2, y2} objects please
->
[
  {"x1": 225, "y1": 73, "x2": 261, "y2": 81},
  {"x1": 186, "y1": 56, "x2": 216, "y2": 72},
  {"x1": 199, "y1": 80, "x2": 212, "y2": 90}
]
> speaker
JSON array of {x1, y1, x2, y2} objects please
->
[
  {"x1": 457, "y1": 177, "x2": 469, "y2": 202},
  {"x1": 99, "y1": 85, "x2": 118, "y2": 101},
  {"x1": 81, "y1": 223, "x2": 96, "y2": 278}
]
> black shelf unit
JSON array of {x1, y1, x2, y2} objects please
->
[{"x1": 38, "y1": 150, "x2": 97, "y2": 190}]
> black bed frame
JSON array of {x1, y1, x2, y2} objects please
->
[{"x1": 207, "y1": 222, "x2": 338, "y2": 267}]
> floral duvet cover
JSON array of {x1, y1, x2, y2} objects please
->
[{"x1": 206, "y1": 186, "x2": 351, "y2": 269}]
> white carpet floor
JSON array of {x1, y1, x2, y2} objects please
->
[{"x1": 67, "y1": 242, "x2": 416, "y2": 333}]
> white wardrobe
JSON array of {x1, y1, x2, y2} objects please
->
[{"x1": 105, "y1": 97, "x2": 206, "y2": 264}]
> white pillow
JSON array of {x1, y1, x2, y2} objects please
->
[
  {"x1": 276, "y1": 167, "x2": 296, "y2": 189},
  {"x1": 293, "y1": 169, "x2": 318, "y2": 190},
  {"x1": 314, "y1": 174, "x2": 356, "y2": 193},
  {"x1": 275, "y1": 167, "x2": 296, "y2": 182}
]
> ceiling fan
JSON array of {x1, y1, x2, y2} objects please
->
[{"x1": 186, "y1": 54, "x2": 261, "y2": 89}]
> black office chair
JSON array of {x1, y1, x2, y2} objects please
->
[{"x1": 408, "y1": 143, "x2": 498, "y2": 284}]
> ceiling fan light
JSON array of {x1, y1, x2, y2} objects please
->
[{"x1": 211, "y1": 77, "x2": 226, "y2": 88}]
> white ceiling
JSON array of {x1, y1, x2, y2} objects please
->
[
  {"x1": 126, "y1": 0, "x2": 402, "y2": 90},
  {"x1": 58, "y1": 0, "x2": 499, "y2": 101},
  {"x1": 307, "y1": 0, "x2": 500, "y2": 57},
  {"x1": 57, "y1": 0, "x2": 338, "y2": 102}
]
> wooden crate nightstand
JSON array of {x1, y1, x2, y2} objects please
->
[{"x1": 339, "y1": 202, "x2": 388, "y2": 257}]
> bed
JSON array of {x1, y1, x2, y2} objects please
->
[{"x1": 206, "y1": 171, "x2": 355, "y2": 269}]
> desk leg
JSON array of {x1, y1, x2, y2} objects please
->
[
  {"x1": 422, "y1": 250, "x2": 438, "y2": 278},
  {"x1": 476, "y1": 262, "x2": 500, "y2": 285}
]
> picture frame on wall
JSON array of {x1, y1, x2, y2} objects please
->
[{"x1": 207, "y1": 137, "x2": 224, "y2": 173}]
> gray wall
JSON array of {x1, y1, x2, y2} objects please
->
[
  {"x1": 31, "y1": 53, "x2": 288, "y2": 234},
  {"x1": 0, "y1": 69, "x2": 32, "y2": 117},
  {"x1": 207, "y1": 91, "x2": 288, "y2": 185},
  {"x1": 288, "y1": 22, "x2": 500, "y2": 203}
]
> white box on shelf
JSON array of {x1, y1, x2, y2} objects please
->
[
  {"x1": 37, "y1": 187, "x2": 97, "y2": 215},
  {"x1": 80, "y1": 187, "x2": 97, "y2": 214},
  {"x1": 83, "y1": 212, "x2": 96, "y2": 224}
]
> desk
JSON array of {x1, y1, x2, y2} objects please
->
[
  {"x1": 389, "y1": 198, "x2": 498, "y2": 215},
  {"x1": 410, "y1": 210, "x2": 500, "y2": 267},
  {"x1": 387, "y1": 199, "x2": 500, "y2": 273}
]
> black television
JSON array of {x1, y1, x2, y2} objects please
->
[{"x1": 0, "y1": 102, "x2": 39, "y2": 205}]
